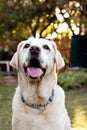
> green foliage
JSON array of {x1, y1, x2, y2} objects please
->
[
  {"x1": 0, "y1": 0, "x2": 57, "y2": 41},
  {"x1": 58, "y1": 69, "x2": 87, "y2": 90},
  {"x1": 0, "y1": 0, "x2": 87, "y2": 42}
]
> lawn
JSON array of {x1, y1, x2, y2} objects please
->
[
  {"x1": 66, "y1": 88, "x2": 87, "y2": 130},
  {"x1": 0, "y1": 86, "x2": 87, "y2": 130}
]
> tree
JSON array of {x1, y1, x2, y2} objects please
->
[
  {"x1": 0, "y1": 0, "x2": 87, "y2": 41},
  {"x1": 0, "y1": 0, "x2": 57, "y2": 40},
  {"x1": 56, "y1": 0, "x2": 87, "y2": 36}
]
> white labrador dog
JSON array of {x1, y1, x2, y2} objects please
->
[{"x1": 10, "y1": 37, "x2": 72, "y2": 130}]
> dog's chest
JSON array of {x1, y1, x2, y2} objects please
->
[{"x1": 15, "y1": 109, "x2": 62, "y2": 130}]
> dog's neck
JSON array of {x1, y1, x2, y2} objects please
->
[
  {"x1": 18, "y1": 69, "x2": 57, "y2": 105},
  {"x1": 21, "y1": 89, "x2": 54, "y2": 110}
]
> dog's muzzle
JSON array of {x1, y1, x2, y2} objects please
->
[
  {"x1": 24, "y1": 46, "x2": 46, "y2": 79},
  {"x1": 24, "y1": 58, "x2": 46, "y2": 79}
]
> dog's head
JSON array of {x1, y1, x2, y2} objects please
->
[{"x1": 10, "y1": 38, "x2": 65, "y2": 81}]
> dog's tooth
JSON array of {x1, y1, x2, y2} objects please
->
[{"x1": 25, "y1": 60, "x2": 29, "y2": 67}]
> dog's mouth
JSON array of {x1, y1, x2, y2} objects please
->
[{"x1": 24, "y1": 58, "x2": 46, "y2": 79}]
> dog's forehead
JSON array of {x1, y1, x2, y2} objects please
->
[{"x1": 28, "y1": 38, "x2": 53, "y2": 47}]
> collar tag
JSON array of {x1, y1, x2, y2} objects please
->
[{"x1": 49, "y1": 89, "x2": 54, "y2": 102}]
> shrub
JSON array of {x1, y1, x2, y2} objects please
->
[{"x1": 58, "y1": 69, "x2": 87, "y2": 90}]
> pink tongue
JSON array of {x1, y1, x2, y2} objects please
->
[{"x1": 27, "y1": 67, "x2": 43, "y2": 78}]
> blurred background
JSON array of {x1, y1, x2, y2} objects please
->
[
  {"x1": 0, "y1": 1, "x2": 87, "y2": 130},
  {"x1": 0, "y1": 0, "x2": 87, "y2": 67}
]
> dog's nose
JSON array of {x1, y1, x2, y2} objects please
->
[{"x1": 29, "y1": 46, "x2": 41, "y2": 55}]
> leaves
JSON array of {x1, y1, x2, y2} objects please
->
[{"x1": 0, "y1": 0, "x2": 87, "y2": 41}]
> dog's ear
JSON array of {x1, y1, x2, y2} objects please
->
[
  {"x1": 10, "y1": 52, "x2": 18, "y2": 70},
  {"x1": 55, "y1": 51, "x2": 65, "y2": 72},
  {"x1": 10, "y1": 41, "x2": 24, "y2": 70},
  {"x1": 52, "y1": 41, "x2": 65, "y2": 72}
]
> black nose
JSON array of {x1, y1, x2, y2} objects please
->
[{"x1": 29, "y1": 46, "x2": 41, "y2": 55}]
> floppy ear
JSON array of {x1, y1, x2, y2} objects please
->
[
  {"x1": 10, "y1": 41, "x2": 24, "y2": 70},
  {"x1": 52, "y1": 41, "x2": 65, "y2": 72},
  {"x1": 10, "y1": 52, "x2": 18, "y2": 70},
  {"x1": 55, "y1": 50, "x2": 65, "y2": 72}
]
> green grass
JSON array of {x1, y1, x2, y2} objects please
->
[
  {"x1": 66, "y1": 88, "x2": 87, "y2": 129},
  {"x1": 0, "y1": 86, "x2": 14, "y2": 130},
  {"x1": 0, "y1": 86, "x2": 87, "y2": 130}
]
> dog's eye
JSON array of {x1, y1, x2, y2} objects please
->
[
  {"x1": 24, "y1": 44, "x2": 30, "y2": 48},
  {"x1": 43, "y1": 45, "x2": 50, "y2": 50}
]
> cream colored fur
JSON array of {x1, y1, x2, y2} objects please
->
[{"x1": 10, "y1": 37, "x2": 72, "y2": 130}]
